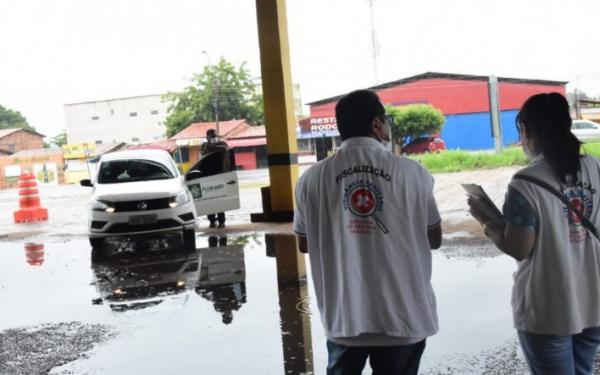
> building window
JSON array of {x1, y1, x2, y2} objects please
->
[
  {"x1": 91, "y1": 116, "x2": 99, "y2": 120},
  {"x1": 95, "y1": 140, "x2": 103, "y2": 145},
  {"x1": 129, "y1": 112, "x2": 138, "y2": 117},
  {"x1": 8, "y1": 144, "x2": 15, "y2": 153},
  {"x1": 131, "y1": 137, "x2": 139, "y2": 142},
  {"x1": 173, "y1": 147, "x2": 189, "y2": 163},
  {"x1": 151, "y1": 110, "x2": 159, "y2": 115}
]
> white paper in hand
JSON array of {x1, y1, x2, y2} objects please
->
[{"x1": 462, "y1": 183, "x2": 504, "y2": 225}]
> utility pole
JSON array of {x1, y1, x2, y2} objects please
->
[
  {"x1": 575, "y1": 88, "x2": 580, "y2": 119},
  {"x1": 575, "y1": 75, "x2": 581, "y2": 119},
  {"x1": 202, "y1": 51, "x2": 220, "y2": 137},
  {"x1": 488, "y1": 75, "x2": 503, "y2": 154},
  {"x1": 367, "y1": 0, "x2": 379, "y2": 84}
]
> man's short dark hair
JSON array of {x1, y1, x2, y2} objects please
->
[
  {"x1": 206, "y1": 129, "x2": 217, "y2": 137},
  {"x1": 335, "y1": 90, "x2": 385, "y2": 141}
]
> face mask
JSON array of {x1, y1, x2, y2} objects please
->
[
  {"x1": 208, "y1": 136, "x2": 217, "y2": 144},
  {"x1": 376, "y1": 117, "x2": 392, "y2": 148},
  {"x1": 383, "y1": 140, "x2": 393, "y2": 152}
]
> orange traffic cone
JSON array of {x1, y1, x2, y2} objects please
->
[
  {"x1": 24, "y1": 242, "x2": 45, "y2": 266},
  {"x1": 13, "y1": 170, "x2": 48, "y2": 223}
]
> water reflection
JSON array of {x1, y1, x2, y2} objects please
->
[
  {"x1": 87, "y1": 233, "x2": 316, "y2": 373},
  {"x1": 24, "y1": 242, "x2": 45, "y2": 266},
  {"x1": 90, "y1": 248, "x2": 201, "y2": 312},
  {"x1": 196, "y1": 236, "x2": 247, "y2": 325},
  {"x1": 267, "y1": 233, "x2": 315, "y2": 375}
]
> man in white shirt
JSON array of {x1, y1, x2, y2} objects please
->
[{"x1": 294, "y1": 89, "x2": 442, "y2": 374}]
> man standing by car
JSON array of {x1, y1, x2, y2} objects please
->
[
  {"x1": 201, "y1": 129, "x2": 229, "y2": 228},
  {"x1": 294, "y1": 90, "x2": 442, "y2": 374}
]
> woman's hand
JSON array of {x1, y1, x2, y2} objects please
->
[
  {"x1": 467, "y1": 197, "x2": 534, "y2": 261},
  {"x1": 467, "y1": 197, "x2": 492, "y2": 226}
]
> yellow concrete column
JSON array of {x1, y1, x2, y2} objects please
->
[{"x1": 255, "y1": 0, "x2": 298, "y2": 217}]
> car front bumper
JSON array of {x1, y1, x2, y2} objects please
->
[{"x1": 88, "y1": 202, "x2": 197, "y2": 239}]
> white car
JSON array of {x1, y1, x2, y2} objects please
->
[
  {"x1": 572, "y1": 120, "x2": 600, "y2": 141},
  {"x1": 82, "y1": 148, "x2": 241, "y2": 251},
  {"x1": 82, "y1": 149, "x2": 198, "y2": 250}
]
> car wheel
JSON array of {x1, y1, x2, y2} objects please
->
[{"x1": 183, "y1": 229, "x2": 196, "y2": 251}]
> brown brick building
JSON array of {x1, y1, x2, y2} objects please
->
[{"x1": 0, "y1": 128, "x2": 45, "y2": 154}]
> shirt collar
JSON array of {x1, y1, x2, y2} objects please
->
[{"x1": 340, "y1": 136, "x2": 386, "y2": 150}]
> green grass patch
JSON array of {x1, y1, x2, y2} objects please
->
[
  {"x1": 409, "y1": 142, "x2": 600, "y2": 173},
  {"x1": 582, "y1": 142, "x2": 600, "y2": 157},
  {"x1": 235, "y1": 142, "x2": 600, "y2": 178},
  {"x1": 409, "y1": 147, "x2": 528, "y2": 173}
]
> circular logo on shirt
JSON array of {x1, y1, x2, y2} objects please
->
[
  {"x1": 349, "y1": 186, "x2": 377, "y2": 216},
  {"x1": 343, "y1": 180, "x2": 387, "y2": 234},
  {"x1": 562, "y1": 189, "x2": 593, "y2": 227},
  {"x1": 345, "y1": 183, "x2": 382, "y2": 217},
  {"x1": 568, "y1": 197, "x2": 585, "y2": 225}
]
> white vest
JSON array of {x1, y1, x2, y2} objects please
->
[
  {"x1": 510, "y1": 155, "x2": 600, "y2": 335},
  {"x1": 294, "y1": 137, "x2": 441, "y2": 340}
]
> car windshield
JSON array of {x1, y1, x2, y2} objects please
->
[{"x1": 98, "y1": 159, "x2": 175, "y2": 184}]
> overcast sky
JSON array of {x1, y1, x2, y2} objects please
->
[{"x1": 1, "y1": 0, "x2": 599, "y2": 138}]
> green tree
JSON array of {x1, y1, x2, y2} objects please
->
[
  {"x1": 0, "y1": 104, "x2": 33, "y2": 130},
  {"x1": 386, "y1": 104, "x2": 445, "y2": 149},
  {"x1": 163, "y1": 57, "x2": 264, "y2": 137},
  {"x1": 50, "y1": 130, "x2": 68, "y2": 148}
]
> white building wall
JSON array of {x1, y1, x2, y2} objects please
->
[{"x1": 64, "y1": 94, "x2": 169, "y2": 144}]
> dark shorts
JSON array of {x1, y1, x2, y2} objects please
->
[{"x1": 326, "y1": 339, "x2": 426, "y2": 375}]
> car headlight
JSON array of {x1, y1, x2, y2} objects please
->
[
  {"x1": 169, "y1": 191, "x2": 190, "y2": 208},
  {"x1": 91, "y1": 199, "x2": 115, "y2": 213}
]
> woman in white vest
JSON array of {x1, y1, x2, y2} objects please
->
[{"x1": 469, "y1": 93, "x2": 600, "y2": 375}]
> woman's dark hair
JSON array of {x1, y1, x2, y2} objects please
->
[
  {"x1": 335, "y1": 90, "x2": 384, "y2": 140},
  {"x1": 516, "y1": 92, "x2": 581, "y2": 182}
]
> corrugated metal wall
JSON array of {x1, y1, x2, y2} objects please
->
[
  {"x1": 308, "y1": 77, "x2": 566, "y2": 150},
  {"x1": 441, "y1": 110, "x2": 519, "y2": 150}
]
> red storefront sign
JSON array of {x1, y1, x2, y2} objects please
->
[{"x1": 298, "y1": 117, "x2": 339, "y2": 139}]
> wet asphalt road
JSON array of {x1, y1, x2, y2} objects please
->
[
  {"x1": 1, "y1": 233, "x2": 531, "y2": 374},
  {"x1": 1, "y1": 168, "x2": 598, "y2": 374}
]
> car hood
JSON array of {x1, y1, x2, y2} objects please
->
[{"x1": 93, "y1": 178, "x2": 185, "y2": 201}]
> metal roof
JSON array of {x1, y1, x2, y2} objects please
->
[
  {"x1": 0, "y1": 127, "x2": 45, "y2": 139},
  {"x1": 306, "y1": 72, "x2": 569, "y2": 106},
  {"x1": 169, "y1": 119, "x2": 250, "y2": 140},
  {"x1": 63, "y1": 93, "x2": 163, "y2": 107}
]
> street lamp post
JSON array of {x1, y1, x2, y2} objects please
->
[{"x1": 202, "y1": 51, "x2": 220, "y2": 137}]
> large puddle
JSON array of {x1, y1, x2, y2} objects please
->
[{"x1": 0, "y1": 234, "x2": 530, "y2": 374}]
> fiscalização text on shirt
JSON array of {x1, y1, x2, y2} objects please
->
[{"x1": 335, "y1": 165, "x2": 391, "y2": 184}]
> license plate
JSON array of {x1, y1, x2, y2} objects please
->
[{"x1": 129, "y1": 214, "x2": 157, "y2": 225}]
